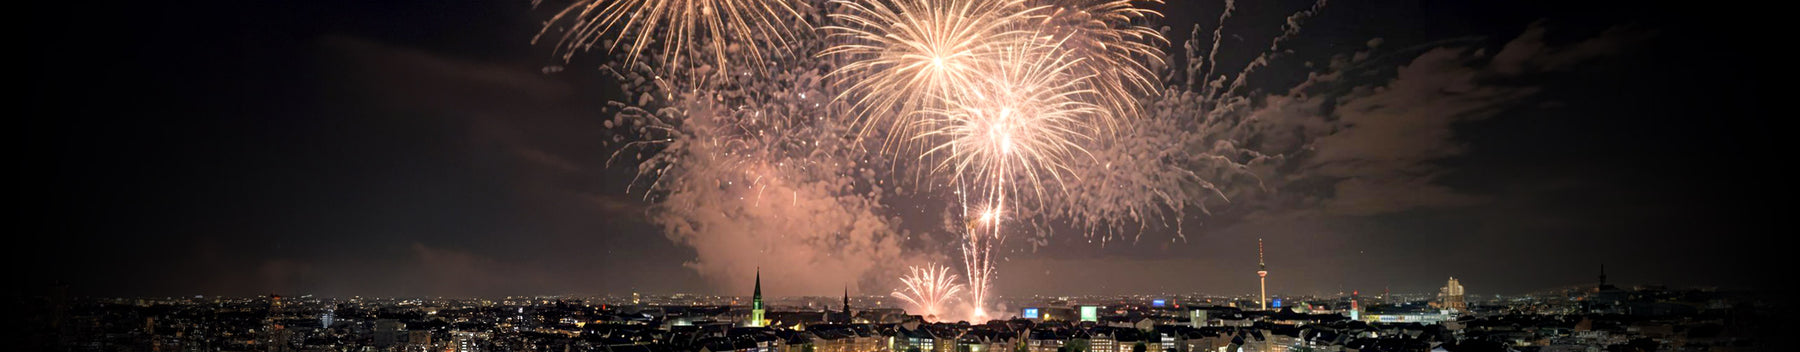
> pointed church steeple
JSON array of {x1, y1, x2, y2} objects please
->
[{"x1": 749, "y1": 267, "x2": 765, "y2": 327}]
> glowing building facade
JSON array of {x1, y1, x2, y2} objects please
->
[{"x1": 1439, "y1": 277, "x2": 1466, "y2": 312}]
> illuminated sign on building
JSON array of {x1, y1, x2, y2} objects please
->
[
  {"x1": 1152, "y1": 299, "x2": 1166, "y2": 307},
  {"x1": 1272, "y1": 298, "x2": 1283, "y2": 308},
  {"x1": 1022, "y1": 308, "x2": 1040, "y2": 319},
  {"x1": 1080, "y1": 306, "x2": 1098, "y2": 322}
]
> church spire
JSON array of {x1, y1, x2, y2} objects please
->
[{"x1": 749, "y1": 267, "x2": 765, "y2": 327}]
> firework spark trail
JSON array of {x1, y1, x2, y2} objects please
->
[
  {"x1": 1199, "y1": 0, "x2": 1236, "y2": 93},
  {"x1": 821, "y1": 0, "x2": 1040, "y2": 154},
  {"x1": 1030, "y1": 0, "x2": 1168, "y2": 127},
  {"x1": 1045, "y1": 0, "x2": 1340, "y2": 245},
  {"x1": 915, "y1": 36, "x2": 1101, "y2": 209},
  {"x1": 1214, "y1": 0, "x2": 1330, "y2": 102},
  {"x1": 535, "y1": 0, "x2": 808, "y2": 78},
  {"x1": 892, "y1": 263, "x2": 966, "y2": 320},
  {"x1": 953, "y1": 180, "x2": 1001, "y2": 322}
]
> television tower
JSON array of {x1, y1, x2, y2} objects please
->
[{"x1": 1257, "y1": 238, "x2": 1269, "y2": 311}]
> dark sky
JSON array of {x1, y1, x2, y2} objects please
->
[{"x1": 22, "y1": 0, "x2": 1777, "y2": 299}]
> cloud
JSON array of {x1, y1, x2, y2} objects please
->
[{"x1": 1253, "y1": 22, "x2": 1652, "y2": 217}]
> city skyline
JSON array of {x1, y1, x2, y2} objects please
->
[
  {"x1": 21, "y1": 0, "x2": 1778, "y2": 301},
  {"x1": 18, "y1": 0, "x2": 1781, "y2": 350}
]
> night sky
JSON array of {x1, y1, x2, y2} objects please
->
[{"x1": 23, "y1": 0, "x2": 1777, "y2": 299}]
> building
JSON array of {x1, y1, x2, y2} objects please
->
[
  {"x1": 1438, "y1": 277, "x2": 1466, "y2": 312},
  {"x1": 750, "y1": 268, "x2": 766, "y2": 327},
  {"x1": 833, "y1": 287, "x2": 854, "y2": 324},
  {"x1": 1256, "y1": 239, "x2": 1270, "y2": 311}
]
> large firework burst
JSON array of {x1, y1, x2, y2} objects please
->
[
  {"x1": 535, "y1": 0, "x2": 809, "y2": 78},
  {"x1": 821, "y1": 0, "x2": 1040, "y2": 151},
  {"x1": 915, "y1": 34, "x2": 1102, "y2": 212}
]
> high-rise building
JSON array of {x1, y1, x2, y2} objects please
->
[
  {"x1": 1256, "y1": 239, "x2": 1269, "y2": 311},
  {"x1": 748, "y1": 268, "x2": 766, "y2": 327},
  {"x1": 1438, "y1": 277, "x2": 1466, "y2": 311}
]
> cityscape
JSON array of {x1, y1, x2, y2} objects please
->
[
  {"x1": 21, "y1": 0, "x2": 1776, "y2": 351},
  {"x1": 20, "y1": 265, "x2": 1772, "y2": 351}
]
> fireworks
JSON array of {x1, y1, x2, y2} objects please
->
[
  {"x1": 535, "y1": 0, "x2": 1344, "y2": 315},
  {"x1": 908, "y1": 35, "x2": 1104, "y2": 319},
  {"x1": 1048, "y1": 0, "x2": 1332, "y2": 244},
  {"x1": 916, "y1": 34, "x2": 1102, "y2": 208},
  {"x1": 826, "y1": 0, "x2": 1135, "y2": 318},
  {"x1": 535, "y1": 0, "x2": 808, "y2": 77},
  {"x1": 821, "y1": 0, "x2": 1039, "y2": 151},
  {"x1": 892, "y1": 264, "x2": 966, "y2": 320},
  {"x1": 1029, "y1": 0, "x2": 1167, "y2": 127}
]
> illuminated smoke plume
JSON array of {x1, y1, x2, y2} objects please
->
[{"x1": 587, "y1": 4, "x2": 914, "y2": 294}]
